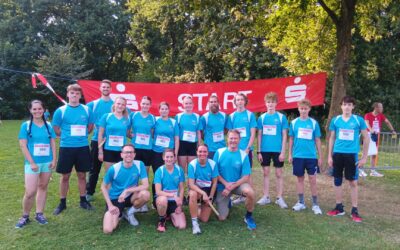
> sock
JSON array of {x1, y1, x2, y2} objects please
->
[
  {"x1": 159, "y1": 216, "x2": 166, "y2": 223},
  {"x1": 36, "y1": 212, "x2": 43, "y2": 216},
  {"x1": 298, "y1": 193, "x2": 304, "y2": 204},
  {"x1": 336, "y1": 203, "x2": 344, "y2": 211},
  {"x1": 192, "y1": 217, "x2": 198, "y2": 224},
  {"x1": 80, "y1": 196, "x2": 87, "y2": 203},
  {"x1": 245, "y1": 211, "x2": 252, "y2": 218},
  {"x1": 22, "y1": 214, "x2": 29, "y2": 218},
  {"x1": 312, "y1": 196, "x2": 318, "y2": 206},
  {"x1": 60, "y1": 198, "x2": 66, "y2": 207},
  {"x1": 351, "y1": 207, "x2": 358, "y2": 214}
]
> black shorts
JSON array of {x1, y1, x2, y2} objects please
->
[
  {"x1": 192, "y1": 187, "x2": 214, "y2": 204},
  {"x1": 106, "y1": 194, "x2": 133, "y2": 218},
  {"x1": 333, "y1": 153, "x2": 358, "y2": 181},
  {"x1": 151, "y1": 151, "x2": 164, "y2": 173},
  {"x1": 155, "y1": 200, "x2": 178, "y2": 215},
  {"x1": 57, "y1": 146, "x2": 91, "y2": 174},
  {"x1": 260, "y1": 152, "x2": 284, "y2": 168},
  {"x1": 103, "y1": 149, "x2": 122, "y2": 163},
  {"x1": 135, "y1": 148, "x2": 153, "y2": 166},
  {"x1": 178, "y1": 141, "x2": 197, "y2": 156}
]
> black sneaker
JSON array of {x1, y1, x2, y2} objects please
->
[
  {"x1": 15, "y1": 216, "x2": 30, "y2": 229},
  {"x1": 53, "y1": 204, "x2": 66, "y2": 215},
  {"x1": 80, "y1": 200, "x2": 94, "y2": 210}
]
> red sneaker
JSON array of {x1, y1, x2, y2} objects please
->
[
  {"x1": 327, "y1": 208, "x2": 345, "y2": 216},
  {"x1": 157, "y1": 221, "x2": 166, "y2": 232},
  {"x1": 351, "y1": 212, "x2": 363, "y2": 223}
]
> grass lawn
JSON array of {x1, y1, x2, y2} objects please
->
[{"x1": 1, "y1": 120, "x2": 400, "y2": 249}]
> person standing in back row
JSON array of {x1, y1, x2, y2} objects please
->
[
  {"x1": 361, "y1": 102, "x2": 396, "y2": 177},
  {"x1": 52, "y1": 84, "x2": 94, "y2": 215},
  {"x1": 86, "y1": 79, "x2": 113, "y2": 202}
]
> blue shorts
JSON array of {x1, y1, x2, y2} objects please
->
[
  {"x1": 25, "y1": 162, "x2": 52, "y2": 174},
  {"x1": 292, "y1": 158, "x2": 319, "y2": 177}
]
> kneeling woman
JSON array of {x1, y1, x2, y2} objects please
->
[
  {"x1": 154, "y1": 149, "x2": 186, "y2": 232},
  {"x1": 16, "y1": 100, "x2": 57, "y2": 228}
]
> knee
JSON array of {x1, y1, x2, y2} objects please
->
[
  {"x1": 349, "y1": 180, "x2": 357, "y2": 188},
  {"x1": 334, "y1": 177, "x2": 343, "y2": 187},
  {"x1": 61, "y1": 174, "x2": 70, "y2": 182},
  {"x1": 25, "y1": 190, "x2": 36, "y2": 199},
  {"x1": 188, "y1": 191, "x2": 197, "y2": 203},
  {"x1": 243, "y1": 188, "x2": 255, "y2": 199},
  {"x1": 76, "y1": 172, "x2": 86, "y2": 180},
  {"x1": 156, "y1": 196, "x2": 167, "y2": 206},
  {"x1": 275, "y1": 172, "x2": 283, "y2": 179},
  {"x1": 263, "y1": 169, "x2": 270, "y2": 177},
  {"x1": 140, "y1": 190, "x2": 150, "y2": 201},
  {"x1": 103, "y1": 226, "x2": 114, "y2": 234},
  {"x1": 218, "y1": 216, "x2": 227, "y2": 221}
]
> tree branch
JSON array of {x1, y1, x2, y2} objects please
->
[{"x1": 318, "y1": 0, "x2": 339, "y2": 26}]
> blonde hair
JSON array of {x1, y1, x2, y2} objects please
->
[
  {"x1": 112, "y1": 96, "x2": 129, "y2": 117},
  {"x1": 298, "y1": 99, "x2": 312, "y2": 107},
  {"x1": 264, "y1": 92, "x2": 278, "y2": 102}
]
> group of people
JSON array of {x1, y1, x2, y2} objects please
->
[{"x1": 16, "y1": 79, "x2": 396, "y2": 235}]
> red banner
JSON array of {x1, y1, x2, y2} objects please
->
[{"x1": 78, "y1": 72, "x2": 326, "y2": 116}]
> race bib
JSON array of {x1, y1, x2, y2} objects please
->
[
  {"x1": 212, "y1": 131, "x2": 224, "y2": 142},
  {"x1": 297, "y1": 128, "x2": 313, "y2": 140},
  {"x1": 33, "y1": 144, "x2": 50, "y2": 156},
  {"x1": 108, "y1": 135, "x2": 124, "y2": 147},
  {"x1": 338, "y1": 129, "x2": 354, "y2": 141},
  {"x1": 182, "y1": 130, "x2": 196, "y2": 142},
  {"x1": 155, "y1": 135, "x2": 170, "y2": 148},
  {"x1": 236, "y1": 127, "x2": 247, "y2": 138},
  {"x1": 263, "y1": 125, "x2": 277, "y2": 135},
  {"x1": 71, "y1": 125, "x2": 86, "y2": 136},
  {"x1": 164, "y1": 189, "x2": 178, "y2": 201},
  {"x1": 372, "y1": 120, "x2": 380, "y2": 133},
  {"x1": 135, "y1": 133, "x2": 150, "y2": 145},
  {"x1": 196, "y1": 179, "x2": 211, "y2": 188}
]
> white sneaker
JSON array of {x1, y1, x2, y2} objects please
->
[
  {"x1": 370, "y1": 170, "x2": 384, "y2": 177},
  {"x1": 257, "y1": 196, "x2": 271, "y2": 205},
  {"x1": 192, "y1": 221, "x2": 201, "y2": 235},
  {"x1": 124, "y1": 207, "x2": 139, "y2": 226},
  {"x1": 359, "y1": 169, "x2": 367, "y2": 177},
  {"x1": 275, "y1": 197, "x2": 288, "y2": 209},
  {"x1": 292, "y1": 202, "x2": 306, "y2": 211},
  {"x1": 138, "y1": 204, "x2": 149, "y2": 213},
  {"x1": 232, "y1": 196, "x2": 246, "y2": 205},
  {"x1": 312, "y1": 205, "x2": 322, "y2": 215}
]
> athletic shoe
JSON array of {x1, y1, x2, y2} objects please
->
[
  {"x1": 80, "y1": 200, "x2": 94, "y2": 210},
  {"x1": 292, "y1": 202, "x2": 306, "y2": 211},
  {"x1": 327, "y1": 208, "x2": 345, "y2": 216},
  {"x1": 192, "y1": 221, "x2": 202, "y2": 235},
  {"x1": 124, "y1": 207, "x2": 139, "y2": 226},
  {"x1": 85, "y1": 194, "x2": 94, "y2": 202},
  {"x1": 358, "y1": 169, "x2": 368, "y2": 178},
  {"x1": 256, "y1": 196, "x2": 271, "y2": 205},
  {"x1": 15, "y1": 216, "x2": 30, "y2": 229},
  {"x1": 351, "y1": 211, "x2": 363, "y2": 223},
  {"x1": 232, "y1": 196, "x2": 246, "y2": 205},
  {"x1": 244, "y1": 216, "x2": 257, "y2": 230},
  {"x1": 370, "y1": 170, "x2": 384, "y2": 177},
  {"x1": 138, "y1": 204, "x2": 149, "y2": 213},
  {"x1": 53, "y1": 204, "x2": 66, "y2": 215},
  {"x1": 35, "y1": 213, "x2": 48, "y2": 225},
  {"x1": 275, "y1": 197, "x2": 288, "y2": 209},
  {"x1": 312, "y1": 205, "x2": 322, "y2": 215},
  {"x1": 157, "y1": 221, "x2": 166, "y2": 232}
]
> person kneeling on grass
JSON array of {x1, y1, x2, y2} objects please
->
[
  {"x1": 154, "y1": 149, "x2": 186, "y2": 232},
  {"x1": 214, "y1": 130, "x2": 256, "y2": 230},
  {"x1": 188, "y1": 144, "x2": 218, "y2": 235},
  {"x1": 288, "y1": 99, "x2": 323, "y2": 215},
  {"x1": 101, "y1": 144, "x2": 150, "y2": 234}
]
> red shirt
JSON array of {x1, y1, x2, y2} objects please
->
[{"x1": 364, "y1": 112, "x2": 386, "y2": 133}]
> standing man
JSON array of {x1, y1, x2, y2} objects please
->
[
  {"x1": 101, "y1": 144, "x2": 150, "y2": 234},
  {"x1": 256, "y1": 92, "x2": 289, "y2": 209},
  {"x1": 327, "y1": 96, "x2": 369, "y2": 222},
  {"x1": 52, "y1": 83, "x2": 94, "y2": 215},
  {"x1": 226, "y1": 93, "x2": 257, "y2": 205},
  {"x1": 362, "y1": 102, "x2": 396, "y2": 177},
  {"x1": 86, "y1": 79, "x2": 114, "y2": 201},
  {"x1": 200, "y1": 95, "x2": 228, "y2": 159},
  {"x1": 288, "y1": 99, "x2": 323, "y2": 215},
  {"x1": 214, "y1": 130, "x2": 256, "y2": 230}
]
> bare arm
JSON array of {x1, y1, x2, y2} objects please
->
[
  {"x1": 53, "y1": 126, "x2": 61, "y2": 137},
  {"x1": 327, "y1": 131, "x2": 336, "y2": 167}
]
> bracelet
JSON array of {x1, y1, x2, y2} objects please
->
[{"x1": 257, "y1": 152, "x2": 261, "y2": 154}]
